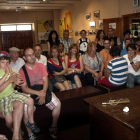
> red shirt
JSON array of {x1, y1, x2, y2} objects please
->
[
  {"x1": 19, "y1": 62, "x2": 48, "y2": 86},
  {"x1": 68, "y1": 57, "x2": 80, "y2": 69}
]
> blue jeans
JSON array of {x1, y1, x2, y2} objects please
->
[{"x1": 126, "y1": 73, "x2": 140, "y2": 88}]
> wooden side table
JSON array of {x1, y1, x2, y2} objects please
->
[{"x1": 84, "y1": 86, "x2": 140, "y2": 140}]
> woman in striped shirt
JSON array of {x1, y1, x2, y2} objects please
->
[{"x1": 98, "y1": 46, "x2": 128, "y2": 86}]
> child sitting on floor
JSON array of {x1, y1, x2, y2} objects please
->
[{"x1": 0, "y1": 51, "x2": 40, "y2": 140}]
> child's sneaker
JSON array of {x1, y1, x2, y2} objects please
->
[
  {"x1": 49, "y1": 127, "x2": 58, "y2": 139},
  {"x1": 29, "y1": 133, "x2": 36, "y2": 140}
]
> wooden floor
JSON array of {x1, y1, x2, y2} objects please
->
[
  {"x1": 1, "y1": 86, "x2": 100, "y2": 140},
  {"x1": 1, "y1": 121, "x2": 90, "y2": 140},
  {"x1": 30, "y1": 124, "x2": 90, "y2": 140}
]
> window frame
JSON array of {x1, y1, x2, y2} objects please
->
[{"x1": 1, "y1": 24, "x2": 32, "y2": 31}]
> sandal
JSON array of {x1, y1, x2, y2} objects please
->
[
  {"x1": 49, "y1": 127, "x2": 58, "y2": 139},
  {"x1": 26, "y1": 121, "x2": 40, "y2": 133}
]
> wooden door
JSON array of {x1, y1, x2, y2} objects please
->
[
  {"x1": 103, "y1": 17, "x2": 123, "y2": 39},
  {"x1": 1, "y1": 31, "x2": 16, "y2": 52},
  {"x1": 16, "y1": 31, "x2": 33, "y2": 49},
  {"x1": 1, "y1": 31, "x2": 33, "y2": 52}
]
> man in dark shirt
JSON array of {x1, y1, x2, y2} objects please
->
[{"x1": 104, "y1": 28, "x2": 120, "y2": 46}]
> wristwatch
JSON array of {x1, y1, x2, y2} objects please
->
[{"x1": 130, "y1": 61, "x2": 134, "y2": 65}]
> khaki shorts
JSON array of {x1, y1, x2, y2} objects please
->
[
  {"x1": 24, "y1": 94, "x2": 36, "y2": 112},
  {"x1": 0, "y1": 91, "x2": 29, "y2": 117}
]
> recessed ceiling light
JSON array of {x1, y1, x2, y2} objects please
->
[{"x1": 43, "y1": 0, "x2": 51, "y2": 2}]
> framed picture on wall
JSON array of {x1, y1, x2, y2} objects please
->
[
  {"x1": 94, "y1": 10, "x2": 100, "y2": 19},
  {"x1": 88, "y1": 30, "x2": 94, "y2": 35},
  {"x1": 37, "y1": 20, "x2": 53, "y2": 43},
  {"x1": 99, "y1": 20, "x2": 103, "y2": 28},
  {"x1": 86, "y1": 13, "x2": 91, "y2": 21},
  {"x1": 134, "y1": 0, "x2": 139, "y2": 6},
  {"x1": 59, "y1": 18, "x2": 65, "y2": 37},
  {"x1": 75, "y1": 31, "x2": 78, "y2": 36},
  {"x1": 65, "y1": 11, "x2": 73, "y2": 36},
  {"x1": 78, "y1": 31, "x2": 81, "y2": 36}
]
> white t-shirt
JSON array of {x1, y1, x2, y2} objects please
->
[
  {"x1": 10, "y1": 57, "x2": 25, "y2": 73},
  {"x1": 123, "y1": 54, "x2": 140, "y2": 76},
  {"x1": 36, "y1": 55, "x2": 47, "y2": 66}
]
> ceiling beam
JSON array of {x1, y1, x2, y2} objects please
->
[
  {"x1": 0, "y1": 3, "x2": 72, "y2": 6},
  {"x1": 0, "y1": 6, "x2": 62, "y2": 9},
  {"x1": 50, "y1": 0, "x2": 81, "y2": 4},
  {"x1": 0, "y1": 0, "x2": 81, "y2": 11},
  {"x1": 0, "y1": 0, "x2": 81, "y2": 4}
]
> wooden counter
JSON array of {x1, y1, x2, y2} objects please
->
[{"x1": 84, "y1": 86, "x2": 140, "y2": 140}]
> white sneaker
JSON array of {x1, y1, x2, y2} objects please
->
[{"x1": 29, "y1": 133, "x2": 36, "y2": 140}]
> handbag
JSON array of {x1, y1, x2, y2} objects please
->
[
  {"x1": 22, "y1": 65, "x2": 52, "y2": 106},
  {"x1": 55, "y1": 75, "x2": 66, "y2": 83},
  {"x1": 47, "y1": 58, "x2": 65, "y2": 83}
]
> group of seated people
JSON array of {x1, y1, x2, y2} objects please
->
[
  {"x1": 46, "y1": 28, "x2": 140, "y2": 89},
  {"x1": 0, "y1": 27, "x2": 140, "y2": 140}
]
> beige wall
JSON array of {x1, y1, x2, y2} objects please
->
[
  {"x1": 59, "y1": 0, "x2": 140, "y2": 43},
  {"x1": 119, "y1": 0, "x2": 140, "y2": 16},
  {"x1": 0, "y1": 0, "x2": 140, "y2": 50},
  {"x1": 53, "y1": 10, "x2": 59, "y2": 33},
  {"x1": 0, "y1": 11, "x2": 58, "y2": 50}
]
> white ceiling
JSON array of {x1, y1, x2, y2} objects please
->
[{"x1": 0, "y1": 0, "x2": 81, "y2": 11}]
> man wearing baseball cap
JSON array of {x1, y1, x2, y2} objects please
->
[{"x1": 9, "y1": 47, "x2": 25, "y2": 73}]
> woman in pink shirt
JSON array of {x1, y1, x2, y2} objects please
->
[{"x1": 65, "y1": 44, "x2": 84, "y2": 89}]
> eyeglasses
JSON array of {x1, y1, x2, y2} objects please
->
[
  {"x1": 25, "y1": 53, "x2": 35, "y2": 57},
  {"x1": 104, "y1": 43, "x2": 110, "y2": 44}
]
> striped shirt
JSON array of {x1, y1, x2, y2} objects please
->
[{"x1": 107, "y1": 57, "x2": 128, "y2": 86}]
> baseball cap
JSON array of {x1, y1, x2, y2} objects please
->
[
  {"x1": 9, "y1": 47, "x2": 20, "y2": 52},
  {"x1": 0, "y1": 51, "x2": 9, "y2": 57}
]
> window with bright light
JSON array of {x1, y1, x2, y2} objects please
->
[
  {"x1": 17, "y1": 25, "x2": 31, "y2": 31},
  {"x1": 1, "y1": 24, "x2": 32, "y2": 31},
  {"x1": 1, "y1": 25, "x2": 16, "y2": 31}
]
